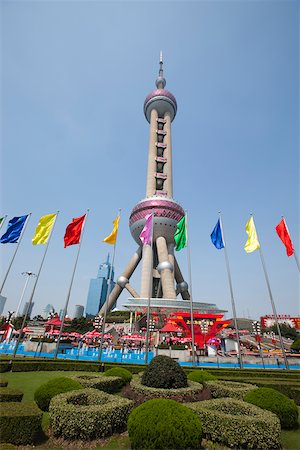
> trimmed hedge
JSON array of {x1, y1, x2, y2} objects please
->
[
  {"x1": 141, "y1": 355, "x2": 187, "y2": 389},
  {"x1": 158, "y1": 344, "x2": 186, "y2": 350},
  {"x1": 0, "y1": 377, "x2": 8, "y2": 387},
  {"x1": 49, "y1": 388, "x2": 133, "y2": 440},
  {"x1": 103, "y1": 367, "x2": 133, "y2": 383},
  {"x1": 8, "y1": 359, "x2": 146, "y2": 374},
  {"x1": 215, "y1": 376, "x2": 300, "y2": 405},
  {"x1": 12, "y1": 360, "x2": 102, "y2": 372},
  {"x1": 128, "y1": 398, "x2": 203, "y2": 450},
  {"x1": 34, "y1": 377, "x2": 83, "y2": 411},
  {"x1": 72, "y1": 374, "x2": 125, "y2": 393},
  {"x1": 0, "y1": 361, "x2": 11, "y2": 373},
  {"x1": 0, "y1": 387, "x2": 23, "y2": 402},
  {"x1": 130, "y1": 374, "x2": 204, "y2": 403},
  {"x1": 187, "y1": 370, "x2": 217, "y2": 384},
  {"x1": 206, "y1": 380, "x2": 257, "y2": 400},
  {"x1": 187, "y1": 398, "x2": 281, "y2": 450},
  {"x1": 202, "y1": 368, "x2": 300, "y2": 380},
  {"x1": 244, "y1": 387, "x2": 299, "y2": 429},
  {"x1": 0, "y1": 402, "x2": 43, "y2": 445}
]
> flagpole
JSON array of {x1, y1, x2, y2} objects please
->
[
  {"x1": 219, "y1": 213, "x2": 243, "y2": 369},
  {"x1": 185, "y1": 212, "x2": 196, "y2": 365},
  {"x1": 13, "y1": 212, "x2": 59, "y2": 359},
  {"x1": 293, "y1": 252, "x2": 300, "y2": 273},
  {"x1": 0, "y1": 213, "x2": 31, "y2": 296},
  {"x1": 98, "y1": 210, "x2": 121, "y2": 363},
  {"x1": 0, "y1": 215, "x2": 8, "y2": 232},
  {"x1": 283, "y1": 217, "x2": 300, "y2": 272},
  {"x1": 253, "y1": 216, "x2": 289, "y2": 370},
  {"x1": 145, "y1": 209, "x2": 154, "y2": 365},
  {"x1": 54, "y1": 210, "x2": 89, "y2": 359},
  {"x1": 258, "y1": 247, "x2": 289, "y2": 369}
]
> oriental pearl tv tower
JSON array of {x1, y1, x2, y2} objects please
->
[{"x1": 100, "y1": 53, "x2": 191, "y2": 315}]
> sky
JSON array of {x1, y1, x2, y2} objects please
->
[{"x1": 0, "y1": 0, "x2": 299, "y2": 321}]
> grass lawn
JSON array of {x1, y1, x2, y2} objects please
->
[{"x1": 1, "y1": 370, "x2": 299, "y2": 449}]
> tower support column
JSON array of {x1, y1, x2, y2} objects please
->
[
  {"x1": 99, "y1": 247, "x2": 142, "y2": 315},
  {"x1": 140, "y1": 244, "x2": 153, "y2": 298},
  {"x1": 174, "y1": 257, "x2": 190, "y2": 300},
  {"x1": 156, "y1": 236, "x2": 176, "y2": 298},
  {"x1": 146, "y1": 109, "x2": 158, "y2": 197}
]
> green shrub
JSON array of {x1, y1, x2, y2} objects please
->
[
  {"x1": 141, "y1": 355, "x2": 187, "y2": 389},
  {"x1": 128, "y1": 398, "x2": 202, "y2": 450},
  {"x1": 244, "y1": 387, "x2": 299, "y2": 429},
  {"x1": 103, "y1": 367, "x2": 133, "y2": 383},
  {"x1": 206, "y1": 380, "x2": 257, "y2": 400},
  {"x1": 103, "y1": 363, "x2": 145, "y2": 374},
  {"x1": 187, "y1": 370, "x2": 217, "y2": 384},
  {"x1": 49, "y1": 388, "x2": 133, "y2": 440},
  {"x1": 0, "y1": 377, "x2": 8, "y2": 387},
  {"x1": 130, "y1": 375, "x2": 204, "y2": 403},
  {"x1": 0, "y1": 361, "x2": 11, "y2": 373},
  {"x1": 187, "y1": 398, "x2": 281, "y2": 450},
  {"x1": 72, "y1": 374, "x2": 125, "y2": 393},
  {"x1": 0, "y1": 387, "x2": 23, "y2": 402},
  {"x1": 34, "y1": 376, "x2": 82, "y2": 411},
  {"x1": 0, "y1": 402, "x2": 43, "y2": 445}
]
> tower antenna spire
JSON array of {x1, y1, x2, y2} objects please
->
[
  {"x1": 159, "y1": 50, "x2": 163, "y2": 77},
  {"x1": 156, "y1": 50, "x2": 166, "y2": 89}
]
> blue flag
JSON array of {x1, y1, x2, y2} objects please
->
[
  {"x1": 210, "y1": 219, "x2": 224, "y2": 249},
  {"x1": 0, "y1": 215, "x2": 28, "y2": 243}
]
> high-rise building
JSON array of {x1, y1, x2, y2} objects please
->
[
  {"x1": 22, "y1": 301, "x2": 35, "y2": 318},
  {"x1": 85, "y1": 255, "x2": 115, "y2": 318},
  {"x1": 0, "y1": 295, "x2": 7, "y2": 316},
  {"x1": 73, "y1": 305, "x2": 84, "y2": 319},
  {"x1": 42, "y1": 304, "x2": 55, "y2": 319}
]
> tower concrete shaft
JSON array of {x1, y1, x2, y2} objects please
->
[{"x1": 99, "y1": 55, "x2": 189, "y2": 315}]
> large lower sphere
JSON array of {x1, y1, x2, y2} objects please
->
[{"x1": 129, "y1": 197, "x2": 184, "y2": 245}]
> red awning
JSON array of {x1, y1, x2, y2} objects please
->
[{"x1": 160, "y1": 323, "x2": 182, "y2": 333}]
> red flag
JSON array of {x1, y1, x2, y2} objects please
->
[
  {"x1": 64, "y1": 214, "x2": 86, "y2": 248},
  {"x1": 275, "y1": 218, "x2": 294, "y2": 257}
]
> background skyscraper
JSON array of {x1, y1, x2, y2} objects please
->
[
  {"x1": 85, "y1": 256, "x2": 115, "y2": 318},
  {"x1": 0, "y1": 296, "x2": 7, "y2": 316},
  {"x1": 73, "y1": 304, "x2": 84, "y2": 319},
  {"x1": 21, "y1": 301, "x2": 34, "y2": 318}
]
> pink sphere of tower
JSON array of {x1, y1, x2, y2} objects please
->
[{"x1": 129, "y1": 197, "x2": 184, "y2": 245}]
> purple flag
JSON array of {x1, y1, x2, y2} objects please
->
[{"x1": 139, "y1": 213, "x2": 153, "y2": 246}]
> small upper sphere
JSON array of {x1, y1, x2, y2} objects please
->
[{"x1": 144, "y1": 89, "x2": 177, "y2": 123}]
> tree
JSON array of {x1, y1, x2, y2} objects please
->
[
  {"x1": 11, "y1": 316, "x2": 25, "y2": 331},
  {"x1": 290, "y1": 339, "x2": 300, "y2": 353},
  {"x1": 270, "y1": 324, "x2": 298, "y2": 340},
  {"x1": 68, "y1": 317, "x2": 94, "y2": 334}
]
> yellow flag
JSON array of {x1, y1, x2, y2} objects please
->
[
  {"x1": 244, "y1": 216, "x2": 260, "y2": 253},
  {"x1": 103, "y1": 215, "x2": 120, "y2": 245},
  {"x1": 32, "y1": 213, "x2": 57, "y2": 245}
]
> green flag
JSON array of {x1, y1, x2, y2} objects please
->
[{"x1": 174, "y1": 215, "x2": 187, "y2": 251}]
